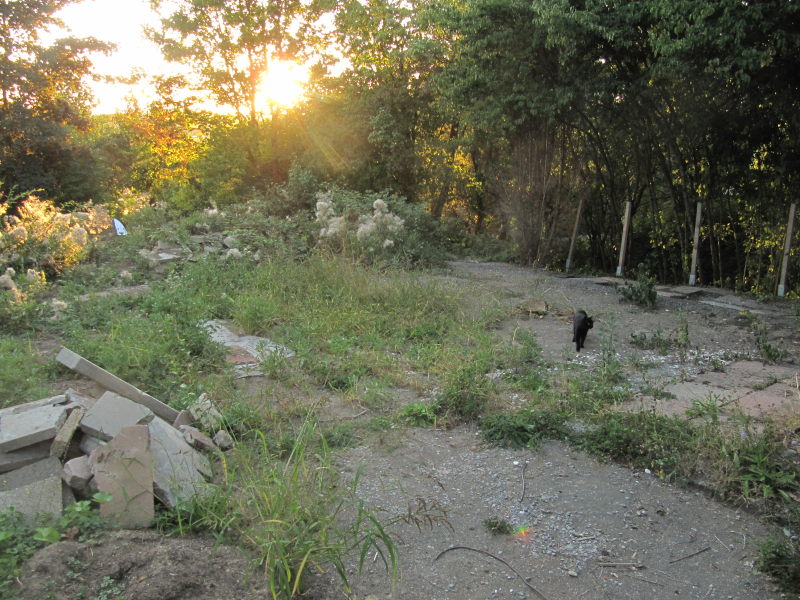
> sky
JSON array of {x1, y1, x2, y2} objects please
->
[{"x1": 49, "y1": 0, "x2": 174, "y2": 113}]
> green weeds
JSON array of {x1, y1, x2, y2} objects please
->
[
  {"x1": 619, "y1": 263, "x2": 658, "y2": 309},
  {"x1": 481, "y1": 409, "x2": 567, "y2": 450},
  {"x1": 0, "y1": 337, "x2": 52, "y2": 409},
  {"x1": 162, "y1": 423, "x2": 396, "y2": 599}
]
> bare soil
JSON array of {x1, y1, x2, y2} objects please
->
[{"x1": 16, "y1": 261, "x2": 800, "y2": 600}]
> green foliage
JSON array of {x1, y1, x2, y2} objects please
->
[
  {"x1": 0, "y1": 495, "x2": 109, "y2": 597},
  {"x1": 0, "y1": 337, "x2": 51, "y2": 409},
  {"x1": 400, "y1": 402, "x2": 438, "y2": 427},
  {"x1": 758, "y1": 537, "x2": 800, "y2": 594},
  {"x1": 752, "y1": 320, "x2": 785, "y2": 364},
  {"x1": 578, "y1": 413, "x2": 695, "y2": 481},
  {"x1": 481, "y1": 409, "x2": 567, "y2": 449},
  {"x1": 162, "y1": 423, "x2": 396, "y2": 599},
  {"x1": 483, "y1": 517, "x2": 514, "y2": 536},
  {"x1": 619, "y1": 264, "x2": 658, "y2": 309},
  {"x1": 721, "y1": 438, "x2": 798, "y2": 504},
  {"x1": 434, "y1": 359, "x2": 492, "y2": 424}
]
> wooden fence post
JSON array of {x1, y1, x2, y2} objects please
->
[
  {"x1": 688, "y1": 202, "x2": 702, "y2": 286},
  {"x1": 777, "y1": 202, "x2": 797, "y2": 297},
  {"x1": 616, "y1": 201, "x2": 632, "y2": 277},
  {"x1": 565, "y1": 195, "x2": 584, "y2": 272}
]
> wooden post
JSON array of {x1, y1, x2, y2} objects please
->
[
  {"x1": 688, "y1": 202, "x2": 702, "y2": 286},
  {"x1": 777, "y1": 202, "x2": 797, "y2": 297},
  {"x1": 565, "y1": 195, "x2": 584, "y2": 272},
  {"x1": 616, "y1": 201, "x2": 632, "y2": 277}
]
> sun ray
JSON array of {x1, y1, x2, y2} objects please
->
[{"x1": 255, "y1": 60, "x2": 310, "y2": 112}]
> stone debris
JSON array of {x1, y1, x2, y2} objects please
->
[
  {"x1": 0, "y1": 403, "x2": 68, "y2": 453},
  {"x1": 0, "y1": 361, "x2": 234, "y2": 522},
  {"x1": 202, "y1": 319, "x2": 294, "y2": 377},
  {"x1": 79, "y1": 391, "x2": 154, "y2": 441},
  {"x1": 57, "y1": 347, "x2": 179, "y2": 422},
  {"x1": 90, "y1": 425, "x2": 155, "y2": 528},
  {"x1": 188, "y1": 393, "x2": 224, "y2": 432}
]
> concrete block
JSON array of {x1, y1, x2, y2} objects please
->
[
  {"x1": 172, "y1": 409, "x2": 194, "y2": 428},
  {"x1": 0, "y1": 441, "x2": 51, "y2": 474},
  {"x1": 213, "y1": 430, "x2": 234, "y2": 451},
  {"x1": 188, "y1": 393, "x2": 224, "y2": 432},
  {"x1": 0, "y1": 457, "x2": 63, "y2": 520},
  {"x1": 56, "y1": 347, "x2": 179, "y2": 422},
  {"x1": 62, "y1": 455, "x2": 93, "y2": 493},
  {"x1": 0, "y1": 404, "x2": 68, "y2": 452},
  {"x1": 148, "y1": 418, "x2": 211, "y2": 508},
  {"x1": 50, "y1": 407, "x2": 84, "y2": 459},
  {"x1": 90, "y1": 425, "x2": 154, "y2": 528},
  {"x1": 79, "y1": 434, "x2": 106, "y2": 455},
  {"x1": 178, "y1": 425, "x2": 216, "y2": 451},
  {"x1": 79, "y1": 391, "x2": 154, "y2": 441},
  {"x1": 0, "y1": 394, "x2": 67, "y2": 419}
]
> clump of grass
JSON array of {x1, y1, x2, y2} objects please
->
[
  {"x1": 577, "y1": 412, "x2": 695, "y2": 481},
  {"x1": 483, "y1": 517, "x2": 514, "y2": 535},
  {"x1": 0, "y1": 337, "x2": 52, "y2": 409},
  {"x1": 162, "y1": 422, "x2": 396, "y2": 599},
  {"x1": 481, "y1": 409, "x2": 567, "y2": 449},
  {"x1": 752, "y1": 320, "x2": 784, "y2": 363},
  {"x1": 619, "y1": 263, "x2": 657, "y2": 309},
  {"x1": 758, "y1": 537, "x2": 800, "y2": 594},
  {"x1": 435, "y1": 359, "x2": 492, "y2": 423}
]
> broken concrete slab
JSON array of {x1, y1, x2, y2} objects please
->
[
  {"x1": 0, "y1": 394, "x2": 68, "y2": 418},
  {"x1": 0, "y1": 404, "x2": 68, "y2": 452},
  {"x1": 56, "y1": 347, "x2": 179, "y2": 422},
  {"x1": 178, "y1": 426, "x2": 217, "y2": 452},
  {"x1": 79, "y1": 434, "x2": 105, "y2": 455},
  {"x1": 202, "y1": 319, "x2": 294, "y2": 365},
  {"x1": 90, "y1": 425, "x2": 155, "y2": 528},
  {"x1": 0, "y1": 441, "x2": 51, "y2": 474},
  {"x1": 79, "y1": 391, "x2": 154, "y2": 441},
  {"x1": 62, "y1": 455, "x2": 93, "y2": 494},
  {"x1": 0, "y1": 457, "x2": 63, "y2": 520},
  {"x1": 148, "y1": 418, "x2": 211, "y2": 508},
  {"x1": 188, "y1": 393, "x2": 224, "y2": 432},
  {"x1": 698, "y1": 299, "x2": 771, "y2": 316},
  {"x1": 172, "y1": 409, "x2": 194, "y2": 429},
  {"x1": 50, "y1": 407, "x2": 84, "y2": 459}
]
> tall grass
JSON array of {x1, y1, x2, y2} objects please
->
[{"x1": 161, "y1": 421, "x2": 396, "y2": 599}]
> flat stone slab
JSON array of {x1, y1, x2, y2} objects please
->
[
  {"x1": 0, "y1": 404, "x2": 68, "y2": 452},
  {"x1": 0, "y1": 394, "x2": 68, "y2": 418},
  {"x1": 80, "y1": 391, "x2": 154, "y2": 441},
  {"x1": 667, "y1": 285, "x2": 708, "y2": 298},
  {"x1": 0, "y1": 457, "x2": 63, "y2": 520},
  {"x1": 90, "y1": 425, "x2": 154, "y2": 528},
  {"x1": 202, "y1": 319, "x2": 294, "y2": 366},
  {"x1": 0, "y1": 441, "x2": 51, "y2": 474},
  {"x1": 56, "y1": 347, "x2": 178, "y2": 422},
  {"x1": 148, "y1": 418, "x2": 211, "y2": 508}
]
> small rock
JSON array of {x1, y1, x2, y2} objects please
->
[
  {"x1": 179, "y1": 425, "x2": 217, "y2": 451},
  {"x1": 213, "y1": 430, "x2": 234, "y2": 451}
]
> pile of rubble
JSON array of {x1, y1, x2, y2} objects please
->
[{"x1": 0, "y1": 347, "x2": 233, "y2": 529}]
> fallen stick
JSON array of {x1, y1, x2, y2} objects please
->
[
  {"x1": 669, "y1": 546, "x2": 711, "y2": 564},
  {"x1": 519, "y1": 462, "x2": 528, "y2": 502},
  {"x1": 435, "y1": 545, "x2": 550, "y2": 600}
]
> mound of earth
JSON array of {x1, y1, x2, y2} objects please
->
[{"x1": 16, "y1": 530, "x2": 267, "y2": 600}]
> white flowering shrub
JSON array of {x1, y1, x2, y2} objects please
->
[
  {"x1": 0, "y1": 196, "x2": 111, "y2": 275},
  {"x1": 315, "y1": 191, "x2": 410, "y2": 264},
  {"x1": 313, "y1": 188, "x2": 454, "y2": 267}
]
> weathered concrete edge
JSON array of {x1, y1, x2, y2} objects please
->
[{"x1": 56, "y1": 347, "x2": 178, "y2": 423}]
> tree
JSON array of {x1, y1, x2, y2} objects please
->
[
  {"x1": 0, "y1": 0, "x2": 111, "y2": 204},
  {"x1": 148, "y1": 0, "x2": 331, "y2": 124}
]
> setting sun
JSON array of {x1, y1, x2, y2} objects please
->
[{"x1": 256, "y1": 60, "x2": 310, "y2": 111}]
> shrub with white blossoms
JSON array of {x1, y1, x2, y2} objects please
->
[
  {"x1": 356, "y1": 199, "x2": 405, "y2": 254},
  {"x1": 314, "y1": 192, "x2": 405, "y2": 263}
]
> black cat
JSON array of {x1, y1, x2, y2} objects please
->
[{"x1": 572, "y1": 310, "x2": 593, "y2": 352}]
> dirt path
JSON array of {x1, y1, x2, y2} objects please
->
[{"x1": 308, "y1": 428, "x2": 777, "y2": 600}]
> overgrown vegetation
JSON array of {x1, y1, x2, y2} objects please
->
[
  {"x1": 619, "y1": 264, "x2": 658, "y2": 309},
  {"x1": 0, "y1": 494, "x2": 110, "y2": 599}
]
